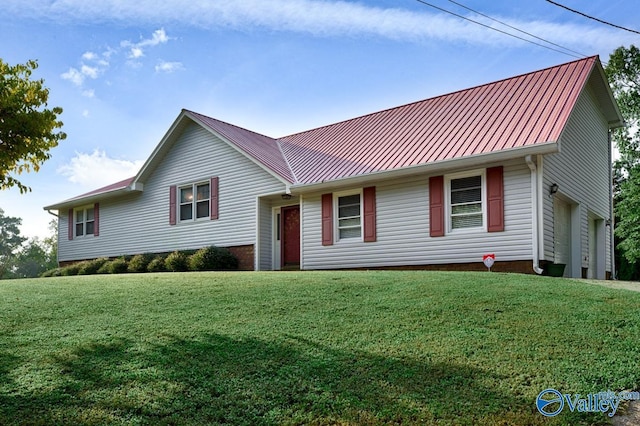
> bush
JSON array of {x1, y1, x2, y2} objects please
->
[
  {"x1": 128, "y1": 253, "x2": 154, "y2": 273},
  {"x1": 164, "y1": 251, "x2": 189, "y2": 272},
  {"x1": 60, "y1": 263, "x2": 81, "y2": 276},
  {"x1": 189, "y1": 246, "x2": 239, "y2": 271},
  {"x1": 97, "y1": 258, "x2": 128, "y2": 274},
  {"x1": 78, "y1": 258, "x2": 109, "y2": 275},
  {"x1": 40, "y1": 268, "x2": 62, "y2": 277},
  {"x1": 147, "y1": 255, "x2": 167, "y2": 273}
]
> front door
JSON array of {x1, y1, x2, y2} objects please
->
[{"x1": 281, "y1": 206, "x2": 300, "y2": 268}]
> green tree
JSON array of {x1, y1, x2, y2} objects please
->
[
  {"x1": 0, "y1": 208, "x2": 26, "y2": 278},
  {"x1": 605, "y1": 45, "x2": 640, "y2": 279},
  {"x1": 0, "y1": 58, "x2": 66, "y2": 193},
  {"x1": 9, "y1": 238, "x2": 51, "y2": 278}
]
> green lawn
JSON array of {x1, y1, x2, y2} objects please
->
[{"x1": 0, "y1": 271, "x2": 638, "y2": 425}]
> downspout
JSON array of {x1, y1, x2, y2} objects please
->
[
  {"x1": 526, "y1": 155, "x2": 545, "y2": 275},
  {"x1": 609, "y1": 130, "x2": 616, "y2": 280}
]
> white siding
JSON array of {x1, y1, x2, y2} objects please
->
[
  {"x1": 59, "y1": 122, "x2": 286, "y2": 262},
  {"x1": 543, "y1": 85, "x2": 612, "y2": 272},
  {"x1": 301, "y1": 160, "x2": 533, "y2": 269}
]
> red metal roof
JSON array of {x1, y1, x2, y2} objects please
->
[
  {"x1": 69, "y1": 177, "x2": 135, "y2": 200},
  {"x1": 49, "y1": 56, "x2": 609, "y2": 209},
  {"x1": 278, "y1": 56, "x2": 598, "y2": 184},
  {"x1": 185, "y1": 110, "x2": 295, "y2": 183}
]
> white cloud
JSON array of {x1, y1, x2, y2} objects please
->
[
  {"x1": 128, "y1": 46, "x2": 144, "y2": 58},
  {"x1": 58, "y1": 150, "x2": 143, "y2": 188},
  {"x1": 82, "y1": 51, "x2": 97, "y2": 60},
  {"x1": 82, "y1": 89, "x2": 95, "y2": 98},
  {"x1": 81, "y1": 64, "x2": 99, "y2": 79},
  {"x1": 122, "y1": 27, "x2": 170, "y2": 59},
  {"x1": 26, "y1": 0, "x2": 633, "y2": 55},
  {"x1": 82, "y1": 109, "x2": 90, "y2": 117},
  {"x1": 155, "y1": 60, "x2": 184, "y2": 73},
  {"x1": 61, "y1": 67, "x2": 85, "y2": 86}
]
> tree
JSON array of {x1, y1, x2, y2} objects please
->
[
  {"x1": 605, "y1": 45, "x2": 640, "y2": 278},
  {"x1": 0, "y1": 58, "x2": 66, "y2": 193},
  {"x1": 9, "y1": 238, "x2": 51, "y2": 278},
  {"x1": 0, "y1": 208, "x2": 26, "y2": 278}
]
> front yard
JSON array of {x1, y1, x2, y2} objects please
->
[{"x1": 0, "y1": 271, "x2": 638, "y2": 425}]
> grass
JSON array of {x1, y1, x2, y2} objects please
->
[{"x1": 0, "y1": 271, "x2": 639, "y2": 425}]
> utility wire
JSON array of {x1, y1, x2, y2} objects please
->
[
  {"x1": 447, "y1": 0, "x2": 588, "y2": 58},
  {"x1": 546, "y1": 0, "x2": 640, "y2": 35},
  {"x1": 414, "y1": 0, "x2": 583, "y2": 59}
]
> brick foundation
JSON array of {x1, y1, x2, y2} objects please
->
[
  {"x1": 358, "y1": 260, "x2": 537, "y2": 274},
  {"x1": 227, "y1": 245, "x2": 255, "y2": 271}
]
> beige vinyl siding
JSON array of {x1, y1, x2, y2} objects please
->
[
  {"x1": 301, "y1": 159, "x2": 532, "y2": 270},
  {"x1": 58, "y1": 122, "x2": 286, "y2": 262},
  {"x1": 543, "y1": 85, "x2": 612, "y2": 272}
]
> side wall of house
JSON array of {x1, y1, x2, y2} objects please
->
[
  {"x1": 543, "y1": 83, "x2": 612, "y2": 274},
  {"x1": 300, "y1": 159, "x2": 533, "y2": 270},
  {"x1": 58, "y1": 122, "x2": 286, "y2": 263}
]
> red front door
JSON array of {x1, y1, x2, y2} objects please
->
[{"x1": 281, "y1": 206, "x2": 300, "y2": 268}]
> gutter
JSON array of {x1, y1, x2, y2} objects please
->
[
  {"x1": 525, "y1": 155, "x2": 544, "y2": 275},
  {"x1": 609, "y1": 130, "x2": 616, "y2": 279}
]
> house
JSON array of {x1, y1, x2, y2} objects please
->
[{"x1": 44, "y1": 56, "x2": 623, "y2": 278}]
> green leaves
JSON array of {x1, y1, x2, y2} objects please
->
[
  {"x1": 0, "y1": 58, "x2": 66, "y2": 193},
  {"x1": 606, "y1": 46, "x2": 640, "y2": 269}
]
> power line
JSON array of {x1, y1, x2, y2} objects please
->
[
  {"x1": 447, "y1": 0, "x2": 588, "y2": 58},
  {"x1": 414, "y1": 0, "x2": 583, "y2": 59},
  {"x1": 546, "y1": 0, "x2": 640, "y2": 35}
]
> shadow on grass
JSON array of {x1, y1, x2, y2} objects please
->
[{"x1": 0, "y1": 334, "x2": 548, "y2": 425}]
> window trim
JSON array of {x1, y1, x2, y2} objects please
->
[
  {"x1": 74, "y1": 205, "x2": 95, "y2": 238},
  {"x1": 333, "y1": 189, "x2": 363, "y2": 242},
  {"x1": 178, "y1": 180, "x2": 211, "y2": 223},
  {"x1": 445, "y1": 169, "x2": 487, "y2": 234}
]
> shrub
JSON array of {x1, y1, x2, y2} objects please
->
[
  {"x1": 164, "y1": 251, "x2": 189, "y2": 272},
  {"x1": 78, "y1": 258, "x2": 109, "y2": 275},
  {"x1": 147, "y1": 255, "x2": 167, "y2": 273},
  {"x1": 40, "y1": 268, "x2": 62, "y2": 277},
  {"x1": 97, "y1": 257, "x2": 129, "y2": 274},
  {"x1": 189, "y1": 246, "x2": 239, "y2": 271},
  {"x1": 128, "y1": 253, "x2": 154, "y2": 273},
  {"x1": 60, "y1": 263, "x2": 81, "y2": 276}
]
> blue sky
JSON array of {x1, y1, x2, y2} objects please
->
[{"x1": 1, "y1": 0, "x2": 639, "y2": 240}]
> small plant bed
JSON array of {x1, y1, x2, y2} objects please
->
[
  {"x1": 1, "y1": 271, "x2": 638, "y2": 425},
  {"x1": 41, "y1": 246, "x2": 238, "y2": 277}
]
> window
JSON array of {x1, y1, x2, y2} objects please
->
[
  {"x1": 75, "y1": 206, "x2": 95, "y2": 237},
  {"x1": 448, "y1": 172, "x2": 484, "y2": 231},
  {"x1": 337, "y1": 193, "x2": 361, "y2": 239},
  {"x1": 179, "y1": 182, "x2": 210, "y2": 221}
]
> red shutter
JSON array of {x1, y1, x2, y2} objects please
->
[
  {"x1": 210, "y1": 177, "x2": 219, "y2": 220},
  {"x1": 169, "y1": 185, "x2": 177, "y2": 225},
  {"x1": 429, "y1": 176, "x2": 445, "y2": 237},
  {"x1": 363, "y1": 186, "x2": 376, "y2": 242},
  {"x1": 68, "y1": 209, "x2": 74, "y2": 240},
  {"x1": 487, "y1": 166, "x2": 504, "y2": 232},
  {"x1": 321, "y1": 193, "x2": 333, "y2": 246},
  {"x1": 93, "y1": 203, "x2": 100, "y2": 237}
]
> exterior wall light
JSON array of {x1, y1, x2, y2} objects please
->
[
  {"x1": 549, "y1": 183, "x2": 559, "y2": 196},
  {"x1": 281, "y1": 193, "x2": 292, "y2": 200}
]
